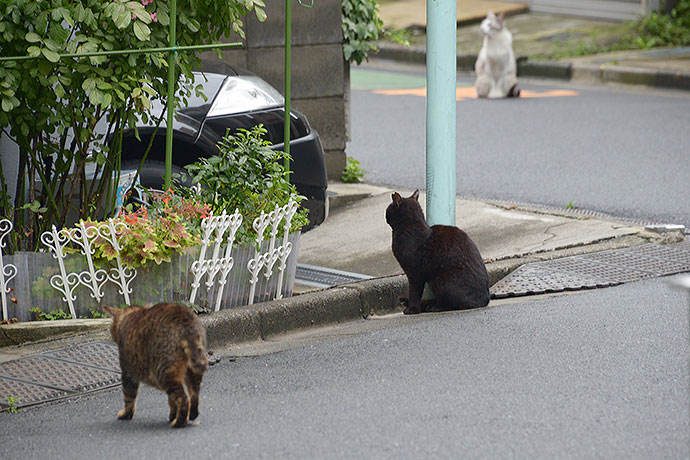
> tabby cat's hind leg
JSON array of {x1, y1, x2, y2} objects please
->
[
  {"x1": 117, "y1": 375, "x2": 139, "y2": 420},
  {"x1": 165, "y1": 362, "x2": 190, "y2": 428},
  {"x1": 186, "y1": 369, "x2": 204, "y2": 421}
]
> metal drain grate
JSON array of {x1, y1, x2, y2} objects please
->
[
  {"x1": 43, "y1": 340, "x2": 120, "y2": 372},
  {"x1": 545, "y1": 257, "x2": 655, "y2": 284},
  {"x1": 296, "y1": 264, "x2": 374, "y2": 288},
  {"x1": 491, "y1": 242, "x2": 690, "y2": 299},
  {"x1": 0, "y1": 356, "x2": 120, "y2": 392},
  {"x1": 490, "y1": 265, "x2": 620, "y2": 298},
  {"x1": 0, "y1": 341, "x2": 121, "y2": 409},
  {"x1": 0, "y1": 376, "x2": 71, "y2": 410}
]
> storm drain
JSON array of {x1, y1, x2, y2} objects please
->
[
  {"x1": 490, "y1": 241, "x2": 690, "y2": 299},
  {"x1": 296, "y1": 263, "x2": 374, "y2": 288},
  {"x1": 0, "y1": 341, "x2": 120, "y2": 410}
]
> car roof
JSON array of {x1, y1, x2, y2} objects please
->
[{"x1": 195, "y1": 59, "x2": 255, "y2": 77}]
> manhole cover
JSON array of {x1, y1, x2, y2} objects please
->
[
  {"x1": 491, "y1": 242, "x2": 690, "y2": 299},
  {"x1": 296, "y1": 264, "x2": 373, "y2": 288}
]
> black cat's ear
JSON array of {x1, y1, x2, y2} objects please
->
[
  {"x1": 391, "y1": 192, "x2": 402, "y2": 205},
  {"x1": 411, "y1": 190, "x2": 420, "y2": 201}
]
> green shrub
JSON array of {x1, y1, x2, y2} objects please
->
[
  {"x1": 0, "y1": 0, "x2": 265, "y2": 251},
  {"x1": 553, "y1": 1, "x2": 690, "y2": 57},
  {"x1": 341, "y1": 157, "x2": 365, "y2": 183},
  {"x1": 181, "y1": 125, "x2": 309, "y2": 246},
  {"x1": 342, "y1": 0, "x2": 384, "y2": 64}
]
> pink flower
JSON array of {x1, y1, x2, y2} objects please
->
[
  {"x1": 141, "y1": 0, "x2": 154, "y2": 5},
  {"x1": 150, "y1": 12, "x2": 158, "y2": 22}
]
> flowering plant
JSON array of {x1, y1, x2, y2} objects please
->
[{"x1": 83, "y1": 189, "x2": 210, "y2": 267}]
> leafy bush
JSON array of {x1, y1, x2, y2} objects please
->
[
  {"x1": 29, "y1": 307, "x2": 72, "y2": 320},
  {"x1": 341, "y1": 157, "x2": 365, "y2": 183},
  {"x1": 341, "y1": 0, "x2": 411, "y2": 64},
  {"x1": 552, "y1": 1, "x2": 690, "y2": 58},
  {"x1": 342, "y1": 0, "x2": 384, "y2": 64},
  {"x1": 181, "y1": 125, "x2": 309, "y2": 246},
  {"x1": 632, "y1": 0, "x2": 690, "y2": 47},
  {"x1": 0, "y1": 0, "x2": 265, "y2": 252},
  {"x1": 29, "y1": 306, "x2": 108, "y2": 320}
]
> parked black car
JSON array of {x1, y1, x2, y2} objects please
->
[{"x1": 120, "y1": 65, "x2": 328, "y2": 228}]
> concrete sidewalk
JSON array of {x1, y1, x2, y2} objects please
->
[{"x1": 375, "y1": 0, "x2": 690, "y2": 91}]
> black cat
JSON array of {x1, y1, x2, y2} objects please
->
[{"x1": 386, "y1": 190, "x2": 490, "y2": 314}]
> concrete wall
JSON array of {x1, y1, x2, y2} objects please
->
[
  {"x1": 201, "y1": 0, "x2": 348, "y2": 180},
  {"x1": 502, "y1": 0, "x2": 661, "y2": 20}
]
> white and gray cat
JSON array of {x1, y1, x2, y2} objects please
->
[{"x1": 475, "y1": 11, "x2": 520, "y2": 99}]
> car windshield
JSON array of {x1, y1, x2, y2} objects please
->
[
  {"x1": 184, "y1": 72, "x2": 226, "y2": 107},
  {"x1": 207, "y1": 76, "x2": 285, "y2": 117}
]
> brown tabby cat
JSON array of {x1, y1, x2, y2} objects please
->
[
  {"x1": 104, "y1": 303, "x2": 209, "y2": 428},
  {"x1": 386, "y1": 190, "x2": 490, "y2": 314}
]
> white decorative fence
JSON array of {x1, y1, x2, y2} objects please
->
[{"x1": 0, "y1": 201, "x2": 300, "y2": 322}]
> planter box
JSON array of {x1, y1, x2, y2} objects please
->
[{"x1": 4, "y1": 232, "x2": 300, "y2": 322}]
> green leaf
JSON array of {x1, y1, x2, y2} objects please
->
[
  {"x1": 25, "y1": 32, "x2": 42, "y2": 43},
  {"x1": 187, "y1": 19, "x2": 200, "y2": 33},
  {"x1": 255, "y1": 8, "x2": 267, "y2": 23},
  {"x1": 82, "y1": 78, "x2": 97, "y2": 92},
  {"x1": 102, "y1": 93, "x2": 112, "y2": 108},
  {"x1": 157, "y1": 10, "x2": 170, "y2": 26},
  {"x1": 41, "y1": 48, "x2": 60, "y2": 63},
  {"x1": 133, "y1": 21, "x2": 150, "y2": 41},
  {"x1": 114, "y1": 9, "x2": 131, "y2": 29},
  {"x1": 1, "y1": 98, "x2": 13, "y2": 112},
  {"x1": 131, "y1": 8, "x2": 152, "y2": 24},
  {"x1": 54, "y1": 82, "x2": 65, "y2": 99}
]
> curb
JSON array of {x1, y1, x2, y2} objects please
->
[
  {"x1": 0, "y1": 263, "x2": 514, "y2": 350},
  {"x1": 201, "y1": 275, "x2": 407, "y2": 350},
  {"x1": 374, "y1": 43, "x2": 690, "y2": 92},
  {"x1": 0, "y1": 319, "x2": 111, "y2": 348}
]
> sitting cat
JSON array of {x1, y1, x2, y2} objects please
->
[
  {"x1": 104, "y1": 303, "x2": 209, "y2": 428},
  {"x1": 475, "y1": 11, "x2": 520, "y2": 99},
  {"x1": 385, "y1": 190, "x2": 490, "y2": 314}
]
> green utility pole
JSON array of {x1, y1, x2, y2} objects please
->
[
  {"x1": 284, "y1": 0, "x2": 292, "y2": 177},
  {"x1": 164, "y1": 0, "x2": 178, "y2": 190},
  {"x1": 425, "y1": 0, "x2": 457, "y2": 226}
]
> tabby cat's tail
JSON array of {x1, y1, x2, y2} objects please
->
[{"x1": 185, "y1": 335, "x2": 209, "y2": 375}]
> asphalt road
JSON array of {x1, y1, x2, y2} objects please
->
[
  {"x1": 1, "y1": 276, "x2": 687, "y2": 459},
  {"x1": 347, "y1": 61, "x2": 690, "y2": 228}
]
